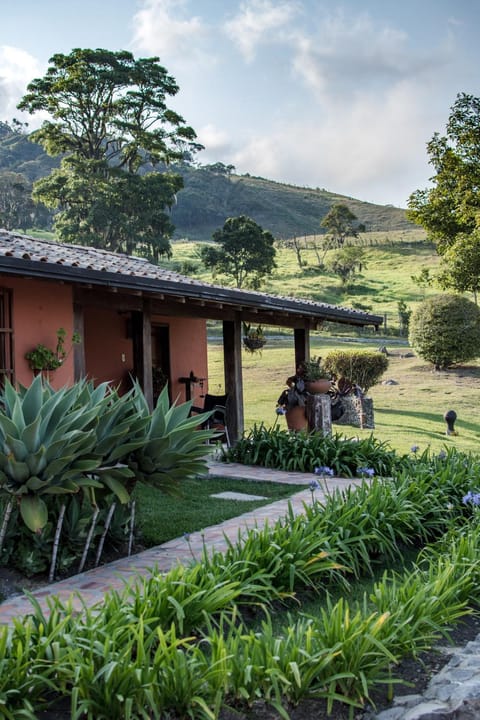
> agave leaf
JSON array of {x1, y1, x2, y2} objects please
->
[
  {"x1": 20, "y1": 374, "x2": 44, "y2": 426},
  {"x1": 0, "y1": 413, "x2": 21, "y2": 441},
  {"x1": 99, "y1": 474, "x2": 131, "y2": 504},
  {"x1": 21, "y1": 414, "x2": 43, "y2": 453},
  {"x1": 26, "y1": 445, "x2": 48, "y2": 475},
  {"x1": 10, "y1": 396, "x2": 26, "y2": 433},
  {"x1": 3, "y1": 434, "x2": 28, "y2": 461},
  {"x1": 5, "y1": 456, "x2": 30, "y2": 484},
  {"x1": 1, "y1": 378, "x2": 19, "y2": 416},
  {"x1": 20, "y1": 495, "x2": 48, "y2": 533},
  {"x1": 25, "y1": 476, "x2": 47, "y2": 491}
]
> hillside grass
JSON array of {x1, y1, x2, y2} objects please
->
[{"x1": 169, "y1": 229, "x2": 438, "y2": 330}]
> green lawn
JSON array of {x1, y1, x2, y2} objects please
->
[
  {"x1": 207, "y1": 337, "x2": 480, "y2": 456},
  {"x1": 135, "y1": 475, "x2": 304, "y2": 546}
]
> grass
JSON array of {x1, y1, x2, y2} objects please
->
[
  {"x1": 135, "y1": 475, "x2": 304, "y2": 546},
  {"x1": 206, "y1": 336, "x2": 480, "y2": 456}
]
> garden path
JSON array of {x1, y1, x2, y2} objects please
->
[{"x1": 0, "y1": 462, "x2": 360, "y2": 626}]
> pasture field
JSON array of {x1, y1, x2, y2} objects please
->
[{"x1": 206, "y1": 335, "x2": 480, "y2": 456}]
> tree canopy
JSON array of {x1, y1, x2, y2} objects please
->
[
  {"x1": 320, "y1": 203, "x2": 364, "y2": 248},
  {"x1": 200, "y1": 215, "x2": 277, "y2": 289},
  {"x1": 409, "y1": 293, "x2": 480, "y2": 369},
  {"x1": 17, "y1": 48, "x2": 202, "y2": 257},
  {"x1": 407, "y1": 93, "x2": 480, "y2": 299}
]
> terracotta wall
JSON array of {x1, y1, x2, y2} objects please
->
[
  {"x1": 153, "y1": 314, "x2": 208, "y2": 407},
  {"x1": 1, "y1": 276, "x2": 75, "y2": 388},
  {"x1": 83, "y1": 306, "x2": 133, "y2": 392},
  {"x1": 0, "y1": 276, "x2": 209, "y2": 404}
]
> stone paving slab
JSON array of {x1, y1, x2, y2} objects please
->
[{"x1": 209, "y1": 491, "x2": 268, "y2": 500}]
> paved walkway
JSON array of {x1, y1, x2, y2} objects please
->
[{"x1": 0, "y1": 462, "x2": 361, "y2": 625}]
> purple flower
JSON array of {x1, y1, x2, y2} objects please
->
[
  {"x1": 437, "y1": 450, "x2": 447, "y2": 460},
  {"x1": 357, "y1": 467, "x2": 375, "y2": 478},
  {"x1": 411, "y1": 445, "x2": 419, "y2": 454},
  {"x1": 276, "y1": 406, "x2": 286, "y2": 415},
  {"x1": 314, "y1": 466, "x2": 334, "y2": 477},
  {"x1": 309, "y1": 479, "x2": 321, "y2": 492},
  {"x1": 462, "y1": 491, "x2": 480, "y2": 506}
]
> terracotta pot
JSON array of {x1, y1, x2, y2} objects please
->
[
  {"x1": 285, "y1": 405, "x2": 308, "y2": 431},
  {"x1": 305, "y1": 379, "x2": 332, "y2": 394}
]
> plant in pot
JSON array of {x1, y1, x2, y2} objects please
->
[
  {"x1": 243, "y1": 323, "x2": 267, "y2": 353},
  {"x1": 25, "y1": 327, "x2": 81, "y2": 375},
  {"x1": 276, "y1": 356, "x2": 332, "y2": 431}
]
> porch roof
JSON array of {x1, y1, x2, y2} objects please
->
[{"x1": 0, "y1": 229, "x2": 383, "y2": 329}]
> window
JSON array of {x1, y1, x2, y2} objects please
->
[{"x1": 0, "y1": 288, "x2": 14, "y2": 386}]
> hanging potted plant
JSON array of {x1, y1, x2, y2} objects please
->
[
  {"x1": 277, "y1": 356, "x2": 332, "y2": 431},
  {"x1": 243, "y1": 322, "x2": 267, "y2": 353},
  {"x1": 25, "y1": 327, "x2": 81, "y2": 375}
]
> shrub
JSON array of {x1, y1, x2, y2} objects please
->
[
  {"x1": 408, "y1": 294, "x2": 480, "y2": 369},
  {"x1": 323, "y1": 350, "x2": 388, "y2": 393}
]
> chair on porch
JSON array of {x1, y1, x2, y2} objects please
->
[{"x1": 191, "y1": 393, "x2": 231, "y2": 448}]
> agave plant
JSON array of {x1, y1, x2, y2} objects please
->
[
  {"x1": 0, "y1": 376, "x2": 103, "y2": 539},
  {"x1": 127, "y1": 383, "x2": 216, "y2": 492}
]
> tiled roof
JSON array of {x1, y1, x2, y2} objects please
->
[
  {"x1": 0, "y1": 229, "x2": 382, "y2": 326},
  {"x1": 0, "y1": 229, "x2": 206, "y2": 286}
]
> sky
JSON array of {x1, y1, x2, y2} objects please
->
[{"x1": 0, "y1": 0, "x2": 479, "y2": 209}]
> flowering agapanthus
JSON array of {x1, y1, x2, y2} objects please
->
[
  {"x1": 309, "y1": 479, "x2": 321, "y2": 492},
  {"x1": 411, "y1": 445, "x2": 420, "y2": 454},
  {"x1": 276, "y1": 406, "x2": 287, "y2": 415},
  {"x1": 437, "y1": 450, "x2": 447, "y2": 460},
  {"x1": 314, "y1": 466, "x2": 334, "y2": 477},
  {"x1": 462, "y1": 491, "x2": 480, "y2": 506},
  {"x1": 357, "y1": 466, "x2": 375, "y2": 477}
]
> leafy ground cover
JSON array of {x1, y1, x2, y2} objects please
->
[{"x1": 2, "y1": 450, "x2": 480, "y2": 719}]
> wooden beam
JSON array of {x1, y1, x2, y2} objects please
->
[
  {"x1": 223, "y1": 316, "x2": 244, "y2": 443},
  {"x1": 73, "y1": 303, "x2": 86, "y2": 380},
  {"x1": 294, "y1": 327, "x2": 310, "y2": 369}
]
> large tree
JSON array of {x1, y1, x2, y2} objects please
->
[
  {"x1": 407, "y1": 93, "x2": 480, "y2": 296},
  {"x1": 17, "y1": 48, "x2": 202, "y2": 257},
  {"x1": 320, "y1": 203, "x2": 364, "y2": 249},
  {"x1": 201, "y1": 215, "x2": 277, "y2": 289}
]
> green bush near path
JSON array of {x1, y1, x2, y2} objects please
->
[{"x1": 1, "y1": 449, "x2": 480, "y2": 718}]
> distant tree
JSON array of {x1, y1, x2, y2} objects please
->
[
  {"x1": 408, "y1": 93, "x2": 480, "y2": 252},
  {"x1": 326, "y1": 246, "x2": 366, "y2": 286},
  {"x1": 409, "y1": 294, "x2": 480, "y2": 369},
  {"x1": 0, "y1": 171, "x2": 51, "y2": 230},
  {"x1": 320, "y1": 203, "x2": 363, "y2": 248},
  {"x1": 397, "y1": 300, "x2": 412, "y2": 336},
  {"x1": 436, "y1": 230, "x2": 480, "y2": 304},
  {"x1": 17, "y1": 48, "x2": 202, "y2": 256},
  {"x1": 201, "y1": 215, "x2": 277, "y2": 289}
]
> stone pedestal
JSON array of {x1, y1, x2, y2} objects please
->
[
  {"x1": 333, "y1": 395, "x2": 374, "y2": 429},
  {"x1": 306, "y1": 394, "x2": 332, "y2": 435}
]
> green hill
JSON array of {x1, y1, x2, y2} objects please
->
[
  {"x1": 170, "y1": 164, "x2": 414, "y2": 241},
  {"x1": 0, "y1": 125, "x2": 414, "y2": 240}
]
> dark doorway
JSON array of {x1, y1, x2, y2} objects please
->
[{"x1": 151, "y1": 324, "x2": 170, "y2": 403}]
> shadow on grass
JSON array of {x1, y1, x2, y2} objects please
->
[{"x1": 379, "y1": 407, "x2": 480, "y2": 434}]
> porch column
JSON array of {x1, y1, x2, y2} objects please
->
[
  {"x1": 132, "y1": 299, "x2": 154, "y2": 410},
  {"x1": 223, "y1": 316, "x2": 244, "y2": 443},
  {"x1": 294, "y1": 327, "x2": 310, "y2": 368},
  {"x1": 73, "y1": 302, "x2": 86, "y2": 381}
]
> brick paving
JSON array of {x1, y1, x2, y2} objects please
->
[{"x1": 0, "y1": 462, "x2": 362, "y2": 625}]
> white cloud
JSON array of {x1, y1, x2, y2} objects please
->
[
  {"x1": 230, "y1": 80, "x2": 438, "y2": 207},
  {"x1": 290, "y1": 9, "x2": 451, "y2": 101},
  {"x1": 223, "y1": 0, "x2": 299, "y2": 62},
  {"x1": 132, "y1": 0, "x2": 210, "y2": 68},
  {"x1": 197, "y1": 123, "x2": 233, "y2": 156},
  {"x1": 0, "y1": 46, "x2": 44, "y2": 124}
]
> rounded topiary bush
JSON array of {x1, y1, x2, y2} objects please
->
[
  {"x1": 323, "y1": 350, "x2": 388, "y2": 393},
  {"x1": 409, "y1": 294, "x2": 480, "y2": 369}
]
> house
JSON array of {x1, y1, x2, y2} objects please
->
[{"x1": 0, "y1": 229, "x2": 383, "y2": 441}]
